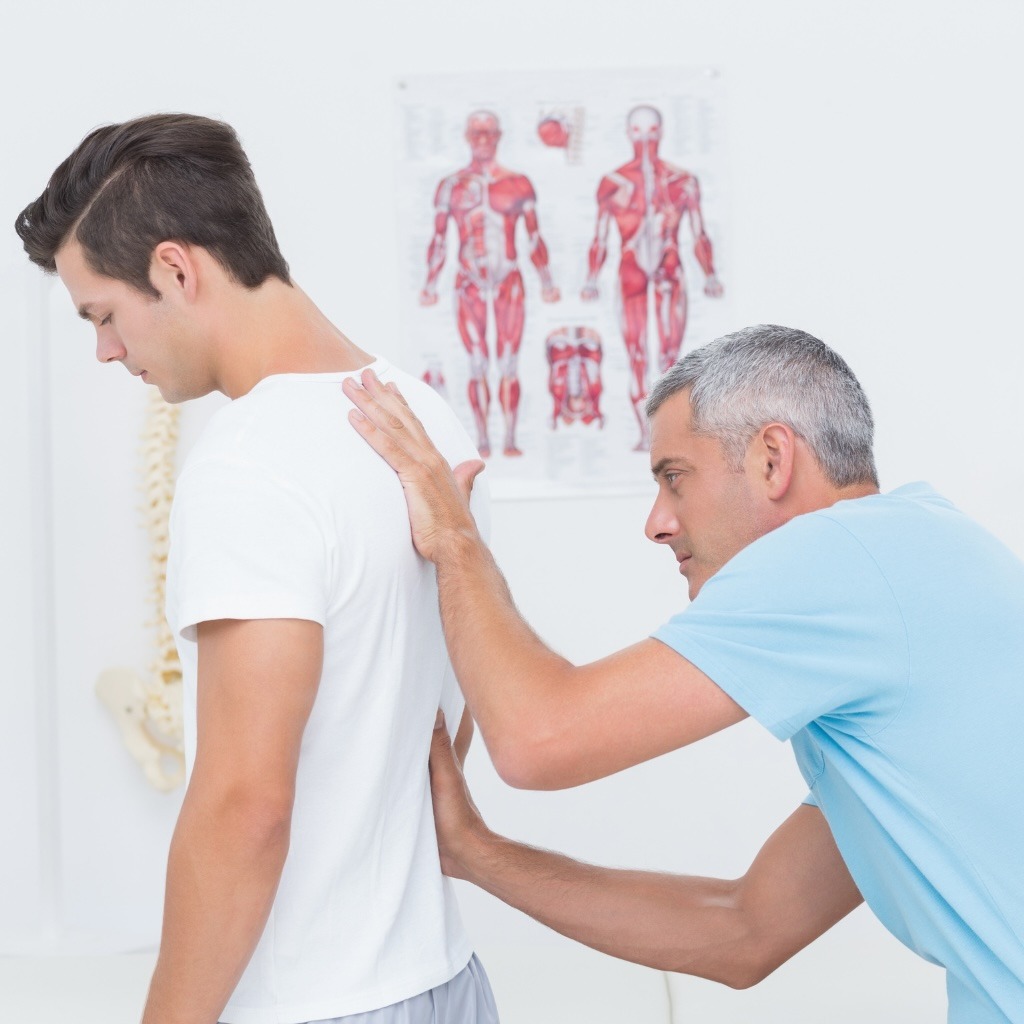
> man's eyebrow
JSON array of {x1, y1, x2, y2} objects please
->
[
  {"x1": 651, "y1": 456, "x2": 694, "y2": 478},
  {"x1": 77, "y1": 304, "x2": 95, "y2": 321}
]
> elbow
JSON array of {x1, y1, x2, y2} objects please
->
[
  {"x1": 206, "y1": 783, "x2": 294, "y2": 852},
  {"x1": 667, "y1": 946, "x2": 772, "y2": 992},
  {"x1": 487, "y1": 722, "x2": 572, "y2": 791},
  {"x1": 478, "y1": 664, "x2": 588, "y2": 790},
  {"x1": 666, "y1": 883, "x2": 776, "y2": 991},
  {"x1": 489, "y1": 737, "x2": 556, "y2": 791},
  {"x1": 717, "y1": 955, "x2": 774, "y2": 991}
]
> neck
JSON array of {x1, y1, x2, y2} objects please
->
[
  {"x1": 209, "y1": 278, "x2": 373, "y2": 399},
  {"x1": 470, "y1": 156, "x2": 498, "y2": 174},
  {"x1": 789, "y1": 477, "x2": 880, "y2": 520}
]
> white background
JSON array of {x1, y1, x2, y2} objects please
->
[{"x1": 2, "y1": 1, "x2": 1022, "y2": 1021}]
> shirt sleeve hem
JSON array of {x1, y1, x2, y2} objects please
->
[
  {"x1": 651, "y1": 628, "x2": 798, "y2": 742},
  {"x1": 175, "y1": 597, "x2": 327, "y2": 639}
]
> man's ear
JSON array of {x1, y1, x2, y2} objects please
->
[
  {"x1": 756, "y1": 422, "x2": 797, "y2": 500},
  {"x1": 150, "y1": 241, "x2": 199, "y2": 302}
]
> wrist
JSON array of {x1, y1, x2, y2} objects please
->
[
  {"x1": 458, "y1": 823, "x2": 504, "y2": 887},
  {"x1": 433, "y1": 523, "x2": 484, "y2": 568}
]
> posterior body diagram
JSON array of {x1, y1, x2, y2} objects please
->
[{"x1": 582, "y1": 105, "x2": 723, "y2": 449}]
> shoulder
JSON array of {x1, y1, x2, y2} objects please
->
[
  {"x1": 379, "y1": 363, "x2": 481, "y2": 466},
  {"x1": 434, "y1": 173, "x2": 464, "y2": 206},
  {"x1": 498, "y1": 168, "x2": 536, "y2": 198},
  {"x1": 175, "y1": 385, "x2": 331, "y2": 511},
  {"x1": 698, "y1": 507, "x2": 889, "y2": 614},
  {"x1": 664, "y1": 164, "x2": 699, "y2": 196},
  {"x1": 598, "y1": 170, "x2": 630, "y2": 198},
  {"x1": 739, "y1": 507, "x2": 873, "y2": 565}
]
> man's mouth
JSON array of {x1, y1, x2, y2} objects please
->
[{"x1": 676, "y1": 554, "x2": 692, "y2": 574}]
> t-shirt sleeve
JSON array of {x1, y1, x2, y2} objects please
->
[
  {"x1": 167, "y1": 458, "x2": 330, "y2": 641},
  {"x1": 652, "y1": 514, "x2": 909, "y2": 742}
]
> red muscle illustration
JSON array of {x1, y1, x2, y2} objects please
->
[
  {"x1": 546, "y1": 327, "x2": 604, "y2": 429},
  {"x1": 421, "y1": 360, "x2": 448, "y2": 401},
  {"x1": 581, "y1": 105, "x2": 723, "y2": 450},
  {"x1": 537, "y1": 108, "x2": 584, "y2": 164},
  {"x1": 421, "y1": 111, "x2": 560, "y2": 457},
  {"x1": 537, "y1": 116, "x2": 570, "y2": 149}
]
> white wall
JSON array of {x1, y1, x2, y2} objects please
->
[{"x1": 2, "y1": 0, "x2": 1021, "y2": 1020}]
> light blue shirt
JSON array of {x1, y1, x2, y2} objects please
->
[{"x1": 654, "y1": 484, "x2": 1024, "y2": 1022}]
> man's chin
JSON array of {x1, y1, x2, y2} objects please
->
[{"x1": 154, "y1": 380, "x2": 207, "y2": 405}]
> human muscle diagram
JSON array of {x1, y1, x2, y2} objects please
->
[
  {"x1": 582, "y1": 106, "x2": 722, "y2": 450},
  {"x1": 397, "y1": 69, "x2": 729, "y2": 493},
  {"x1": 546, "y1": 327, "x2": 604, "y2": 429},
  {"x1": 422, "y1": 111, "x2": 560, "y2": 456}
]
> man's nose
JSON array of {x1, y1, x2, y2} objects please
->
[
  {"x1": 96, "y1": 331, "x2": 127, "y2": 364},
  {"x1": 645, "y1": 494, "x2": 679, "y2": 544}
]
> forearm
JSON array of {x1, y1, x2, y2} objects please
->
[
  {"x1": 436, "y1": 532, "x2": 573, "y2": 774},
  {"x1": 585, "y1": 236, "x2": 607, "y2": 283},
  {"x1": 694, "y1": 231, "x2": 716, "y2": 276},
  {"x1": 460, "y1": 827, "x2": 753, "y2": 987},
  {"x1": 142, "y1": 791, "x2": 290, "y2": 1024}
]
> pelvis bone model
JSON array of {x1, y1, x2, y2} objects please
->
[
  {"x1": 96, "y1": 667, "x2": 184, "y2": 791},
  {"x1": 95, "y1": 391, "x2": 185, "y2": 792}
]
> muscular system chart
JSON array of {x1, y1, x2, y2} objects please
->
[{"x1": 395, "y1": 68, "x2": 731, "y2": 496}]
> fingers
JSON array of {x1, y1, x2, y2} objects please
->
[
  {"x1": 453, "y1": 459, "x2": 486, "y2": 503},
  {"x1": 346, "y1": 406, "x2": 418, "y2": 474},
  {"x1": 429, "y1": 711, "x2": 458, "y2": 774},
  {"x1": 343, "y1": 371, "x2": 433, "y2": 472},
  {"x1": 343, "y1": 370, "x2": 423, "y2": 440},
  {"x1": 385, "y1": 381, "x2": 411, "y2": 409}
]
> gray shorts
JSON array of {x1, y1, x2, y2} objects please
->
[{"x1": 304, "y1": 955, "x2": 499, "y2": 1024}]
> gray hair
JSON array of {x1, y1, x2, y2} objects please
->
[{"x1": 646, "y1": 325, "x2": 878, "y2": 488}]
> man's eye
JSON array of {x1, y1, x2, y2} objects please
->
[
  {"x1": 100, "y1": 314, "x2": 112, "y2": 326},
  {"x1": 665, "y1": 473, "x2": 679, "y2": 485}
]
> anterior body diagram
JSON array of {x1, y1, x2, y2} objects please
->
[
  {"x1": 582, "y1": 105, "x2": 723, "y2": 449},
  {"x1": 546, "y1": 327, "x2": 604, "y2": 428},
  {"x1": 421, "y1": 110, "x2": 560, "y2": 456}
]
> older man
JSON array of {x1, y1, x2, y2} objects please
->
[{"x1": 344, "y1": 324, "x2": 1024, "y2": 1023}]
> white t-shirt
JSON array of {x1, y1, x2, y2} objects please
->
[{"x1": 165, "y1": 359, "x2": 485, "y2": 1024}]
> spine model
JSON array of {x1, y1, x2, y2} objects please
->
[{"x1": 95, "y1": 391, "x2": 185, "y2": 792}]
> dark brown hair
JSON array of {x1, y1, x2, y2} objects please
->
[{"x1": 15, "y1": 113, "x2": 290, "y2": 297}]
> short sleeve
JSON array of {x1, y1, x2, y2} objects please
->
[
  {"x1": 166, "y1": 459, "x2": 330, "y2": 641},
  {"x1": 652, "y1": 513, "x2": 909, "y2": 742}
]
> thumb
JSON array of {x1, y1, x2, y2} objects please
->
[
  {"x1": 430, "y1": 712, "x2": 456, "y2": 766},
  {"x1": 453, "y1": 459, "x2": 486, "y2": 504}
]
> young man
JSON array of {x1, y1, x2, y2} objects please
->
[
  {"x1": 344, "y1": 325, "x2": 1024, "y2": 1023},
  {"x1": 17, "y1": 113, "x2": 498, "y2": 1024}
]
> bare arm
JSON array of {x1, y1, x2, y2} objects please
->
[
  {"x1": 141, "y1": 618, "x2": 323, "y2": 1024},
  {"x1": 421, "y1": 183, "x2": 452, "y2": 305},
  {"x1": 343, "y1": 373, "x2": 746, "y2": 789},
  {"x1": 453, "y1": 706, "x2": 474, "y2": 765},
  {"x1": 521, "y1": 183, "x2": 560, "y2": 301},
  {"x1": 581, "y1": 180, "x2": 615, "y2": 299},
  {"x1": 684, "y1": 176, "x2": 723, "y2": 297},
  {"x1": 429, "y1": 720, "x2": 862, "y2": 989}
]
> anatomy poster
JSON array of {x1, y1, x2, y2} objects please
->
[{"x1": 395, "y1": 69, "x2": 731, "y2": 495}]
